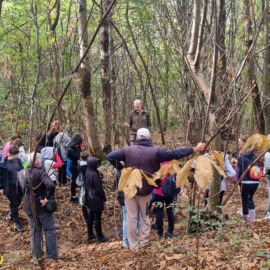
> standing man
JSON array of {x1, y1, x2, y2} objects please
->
[
  {"x1": 107, "y1": 128, "x2": 205, "y2": 251},
  {"x1": 124, "y1": 99, "x2": 151, "y2": 145},
  {"x1": 17, "y1": 152, "x2": 58, "y2": 261}
]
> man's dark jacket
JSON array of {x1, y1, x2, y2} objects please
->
[
  {"x1": 17, "y1": 167, "x2": 55, "y2": 215},
  {"x1": 107, "y1": 140, "x2": 194, "y2": 196}
]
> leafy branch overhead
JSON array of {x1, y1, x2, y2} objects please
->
[
  {"x1": 240, "y1": 134, "x2": 269, "y2": 155},
  {"x1": 118, "y1": 152, "x2": 226, "y2": 199}
]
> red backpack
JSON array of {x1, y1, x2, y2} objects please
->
[{"x1": 249, "y1": 166, "x2": 263, "y2": 180}]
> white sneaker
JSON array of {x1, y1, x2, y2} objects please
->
[
  {"x1": 263, "y1": 212, "x2": 270, "y2": 220},
  {"x1": 236, "y1": 208, "x2": 243, "y2": 215}
]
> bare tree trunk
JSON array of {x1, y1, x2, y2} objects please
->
[
  {"x1": 48, "y1": 0, "x2": 64, "y2": 121},
  {"x1": 77, "y1": 0, "x2": 103, "y2": 157},
  {"x1": 187, "y1": 0, "x2": 221, "y2": 212},
  {"x1": 100, "y1": 0, "x2": 112, "y2": 153},
  {"x1": 244, "y1": 0, "x2": 264, "y2": 133},
  {"x1": 262, "y1": 0, "x2": 270, "y2": 134},
  {"x1": 110, "y1": 35, "x2": 119, "y2": 147}
]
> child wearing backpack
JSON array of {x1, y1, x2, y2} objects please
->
[
  {"x1": 41, "y1": 147, "x2": 63, "y2": 185},
  {"x1": 153, "y1": 161, "x2": 179, "y2": 240}
]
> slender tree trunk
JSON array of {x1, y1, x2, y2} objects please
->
[
  {"x1": 244, "y1": 0, "x2": 264, "y2": 133},
  {"x1": 48, "y1": 0, "x2": 64, "y2": 121},
  {"x1": 187, "y1": 0, "x2": 222, "y2": 212},
  {"x1": 262, "y1": 0, "x2": 270, "y2": 134},
  {"x1": 110, "y1": 35, "x2": 119, "y2": 147},
  {"x1": 77, "y1": 0, "x2": 103, "y2": 158},
  {"x1": 100, "y1": 0, "x2": 112, "y2": 153}
]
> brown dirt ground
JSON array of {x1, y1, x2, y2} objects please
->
[{"x1": 0, "y1": 131, "x2": 270, "y2": 270}]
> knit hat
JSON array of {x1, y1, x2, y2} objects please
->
[{"x1": 137, "y1": 128, "x2": 150, "y2": 139}]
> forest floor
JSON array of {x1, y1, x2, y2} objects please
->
[{"x1": 0, "y1": 131, "x2": 270, "y2": 270}]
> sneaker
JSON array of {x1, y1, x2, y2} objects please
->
[
  {"x1": 70, "y1": 197, "x2": 79, "y2": 204},
  {"x1": 263, "y1": 212, "x2": 270, "y2": 220},
  {"x1": 117, "y1": 229, "x2": 123, "y2": 237},
  {"x1": 236, "y1": 208, "x2": 243, "y2": 215},
  {"x1": 97, "y1": 235, "x2": 109, "y2": 243},
  {"x1": 31, "y1": 257, "x2": 42, "y2": 264},
  {"x1": 158, "y1": 234, "x2": 164, "y2": 240},
  {"x1": 167, "y1": 233, "x2": 174, "y2": 238},
  {"x1": 122, "y1": 243, "x2": 129, "y2": 248},
  {"x1": 14, "y1": 222, "x2": 25, "y2": 232},
  {"x1": 88, "y1": 234, "x2": 96, "y2": 241},
  {"x1": 6, "y1": 211, "x2": 13, "y2": 221},
  {"x1": 243, "y1": 215, "x2": 251, "y2": 226},
  {"x1": 139, "y1": 242, "x2": 150, "y2": 248}
]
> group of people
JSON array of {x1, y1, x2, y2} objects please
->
[{"x1": 1, "y1": 99, "x2": 270, "y2": 261}]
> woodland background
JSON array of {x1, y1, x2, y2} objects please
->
[
  {"x1": 1, "y1": 0, "x2": 270, "y2": 269},
  {"x1": 1, "y1": 0, "x2": 270, "y2": 153}
]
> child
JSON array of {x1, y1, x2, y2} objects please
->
[
  {"x1": 85, "y1": 157, "x2": 109, "y2": 243},
  {"x1": 41, "y1": 147, "x2": 62, "y2": 185},
  {"x1": 79, "y1": 152, "x2": 89, "y2": 224},
  {"x1": 0, "y1": 145, "x2": 24, "y2": 231},
  {"x1": 153, "y1": 161, "x2": 176, "y2": 240}
]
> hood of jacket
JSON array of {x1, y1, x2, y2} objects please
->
[
  {"x1": 242, "y1": 151, "x2": 256, "y2": 162},
  {"x1": 67, "y1": 134, "x2": 83, "y2": 148},
  {"x1": 87, "y1": 157, "x2": 100, "y2": 170},
  {"x1": 41, "y1": 147, "x2": 54, "y2": 160}
]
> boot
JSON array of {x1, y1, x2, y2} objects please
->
[
  {"x1": 249, "y1": 209, "x2": 256, "y2": 223},
  {"x1": 96, "y1": 235, "x2": 109, "y2": 243},
  {"x1": 243, "y1": 215, "x2": 251, "y2": 226}
]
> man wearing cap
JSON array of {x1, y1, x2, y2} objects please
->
[
  {"x1": 107, "y1": 128, "x2": 205, "y2": 251},
  {"x1": 124, "y1": 100, "x2": 151, "y2": 145}
]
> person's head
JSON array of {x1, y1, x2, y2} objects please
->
[
  {"x1": 87, "y1": 157, "x2": 101, "y2": 170},
  {"x1": 64, "y1": 124, "x2": 72, "y2": 136},
  {"x1": 28, "y1": 152, "x2": 42, "y2": 167},
  {"x1": 11, "y1": 134, "x2": 21, "y2": 141},
  {"x1": 50, "y1": 120, "x2": 62, "y2": 133},
  {"x1": 8, "y1": 145, "x2": 19, "y2": 156},
  {"x1": 133, "y1": 99, "x2": 142, "y2": 112},
  {"x1": 136, "y1": 128, "x2": 151, "y2": 140},
  {"x1": 81, "y1": 151, "x2": 89, "y2": 161},
  {"x1": 238, "y1": 135, "x2": 247, "y2": 151},
  {"x1": 12, "y1": 138, "x2": 23, "y2": 148}
]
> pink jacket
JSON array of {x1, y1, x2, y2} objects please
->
[
  {"x1": 154, "y1": 161, "x2": 170, "y2": 196},
  {"x1": 2, "y1": 141, "x2": 11, "y2": 160}
]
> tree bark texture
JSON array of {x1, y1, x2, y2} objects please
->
[
  {"x1": 100, "y1": 0, "x2": 112, "y2": 153},
  {"x1": 77, "y1": 0, "x2": 103, "y2": 157}
]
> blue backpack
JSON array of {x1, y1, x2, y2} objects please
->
[{"x1": 161, "y1": 174, "x2": 180, "y2": 197}]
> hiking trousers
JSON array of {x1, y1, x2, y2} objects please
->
[{"x1": 125, "y1": 193, "x2": 152, "y2": 251}]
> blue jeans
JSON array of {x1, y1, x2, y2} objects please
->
[
  {"x1": 27, "y1": 212, "x2": 58, "y2": 259},
  {"x1": 122, "y1": 206, "x2": 140, "y2": 247},
  {"x1": 267, "y1": 177, "x2": 270, "y2": 213}
]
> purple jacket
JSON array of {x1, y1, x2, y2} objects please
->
[{"x1": 107, "y1": 139, "x2": 194, "y2": 195}]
